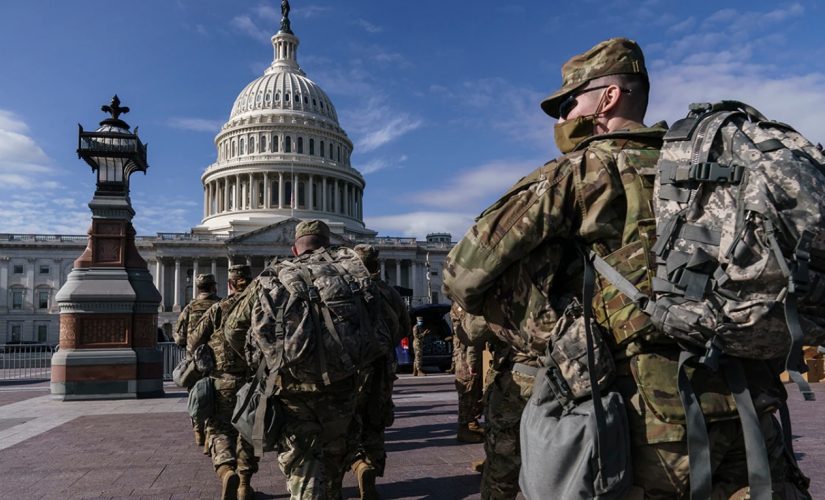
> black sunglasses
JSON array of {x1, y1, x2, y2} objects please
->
[{"x1": 558, "y1": 85, "x2": 630, "y2": 120}]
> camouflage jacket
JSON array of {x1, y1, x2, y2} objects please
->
[
  {"x1": 189, "y1": 284, "x2": 257, "y2": 376},
  {"x1": 375, "y1": 276, "x2": 411, "y2": 348},
  {"x1": 442, "y1": 124, "x2": 784, "y2": 441},
  {"x1": 173, "y1": 293, "x2": 221, "y2": 347},
  {"x1": 444, "y1": 125, "x2": 669, "y2": 362}
]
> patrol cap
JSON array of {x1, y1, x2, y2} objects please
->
[
  {"x1": 227, "y1": 265, "x2": 251, "y2": 281},
  {"x1": 540, "y1": 37, "x2": 648, "y2": 118},
  {"x1": 195, "y1": 273, "x2": 216, "y2": 287},
  {"x1": 295, "y1": 219, "x2": 331, "y2": 241},
  {"x1": 353, "y1": 244, "x2": 379, "y2": 272}
]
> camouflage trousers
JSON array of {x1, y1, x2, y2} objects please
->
[
  {"x1": 454, "y1": 337, "x2": 482, "y2": 425},
  {"x1": 627, "y1": 410, "x2": 811, "y2": 499},
  {"x1": 413, "y1": 336, "x2": 424, "y2": 372},
  {"x1": 347, "y1": 355, "x2": 396, "y2": 476},
  {"x1": 481, "y1": 368, "x2": 534, "y2": 500},
  {"x1": 206, "y1": 375, "x2": 258, "y2": 475},
  {"x1": 276, "y1": 376, "x2": 357, "y2": 500}
]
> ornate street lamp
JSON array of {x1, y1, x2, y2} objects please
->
[
  {"x1": 77, "y1": 95, "x2": 148, "y2": 195},
  {"x1": 53, "y1": 96, "x2": 163, "y2": 400}
]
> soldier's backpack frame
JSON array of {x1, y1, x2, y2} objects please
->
[{"x1": 592, "y1": 101, "x2": 825, "y2": 500}]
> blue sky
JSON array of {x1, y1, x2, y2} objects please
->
[{"x1": 1, "y1": 1, "x2": 823, "y2": 239}]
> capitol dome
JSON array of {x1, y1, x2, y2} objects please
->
[{"x1": 195, "y1": 10, "x2": 373, "y2": 238}]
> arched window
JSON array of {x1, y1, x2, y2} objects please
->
[
  {"x1": 285, "y1": 136, "x2": 292, "y2": 153},
  {"x1": 249, "y1": 136, "x2": 255, "y2": 154},
  {"x1": 275, "y1": 92, "x2": 280, "y2": 101},
  {"x1": 329, "y1": 143, "x2": 333, "y2": 160},
  {"x1": 239, "y1": 138, "x2": 245, "y2": 155},
  {"x1": 297, "y1": 137, "x2": 304, "y2": 154},
  {"x1": 273, "y1": 135, "x2": 279, "y2": 152},
  {"x1": 309, "y1": 138, "x2": 315, "y2": 155},
  {"x1": 298, "y1": 182, "x2": 306, "y2": 207},
  {"x1": 337, "y1": 146, "x2": 341, "y2": 162},
  {"x1": 285, "y1": 93, "x2": 290, "y2": 102},
  {"x1": 285, "y1": 181, "x2": 292, "y2": 206},
  {"x1": 320, "y1": 141, "x2": 325, "y2": 158},
  {"x1": 231, "y1": 141, "x2": 236, "y2": 157},
  {"x1": 260, "y1": 135, "x2": 267, "y2": 152},
  {"x1": 271, "y1": 181, "x2": 279, "y2": 206}
]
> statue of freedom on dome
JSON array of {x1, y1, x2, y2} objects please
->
[{"x1": 280, "y1": 0, "x2": 293, "y2": 34}]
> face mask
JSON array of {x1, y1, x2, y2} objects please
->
[
  {"x1": 553, "y1": 90, "x2": 608, "y2": 154},
  {"x1": 553, "y1": 114, "x2": 598, "y2": 153}
]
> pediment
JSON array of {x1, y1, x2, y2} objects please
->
[{"x1": 226, "y1": 218, "x2": 351, "y2": 246}]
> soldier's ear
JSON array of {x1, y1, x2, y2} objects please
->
[
  {"x1": 291, "y1": 245, "x2": 298, "y2": 257},
  {"x1": 600, "y1": 84, "x2": 623, "y2": 115}
]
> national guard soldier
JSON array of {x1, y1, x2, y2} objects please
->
[
  {"x1": 174, "y1": 273, "x2": 220, "y2": 447},
  {"x1": 444, "y1": 37, "x2": 809, "y2": 499},
  {"x1": 190, "y1": 265, "x2": 257, "y2": 500},
  {"x1": 449, "y1": 303, "x2": 484, "y2": 444},
  {"x1": 349, "y1": 243, "x2": 411, "y2": 499},
  {"x1": 411, "y1": 316, "x2": 428, "y2": 376}
]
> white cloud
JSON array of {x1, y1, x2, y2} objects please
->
[
  {"x1": 230, "y1": 14, "x2": 270, "y2": 43},
  {"x1": 356, "y1": 154, "x2": 408, "y2": 175},
  {"x1": 365, "y1": 211, "x2": 476, "y2": 240},
  {"x1": 293, "y1": 5, "x2": 332, "y2": 19},
  {"x1": 343, "y1": 97, "x2": 423, "y2": 153},
  {"x1": 131, "y1": 195, "x2": 200, "y2": 235},
  {"x1": 0, "y1": 109, "x2": 56, "y2": 189},
  {"x1": 253, "y1": 5, "x2": 279, "y2": 21},
  {"x1": 408, "y1": 159, "x2": 540, "y2": 210},
  {"x1": 167, "y1": 117, "x2": 223, "y2": 133},
  {"x1": 647, "y1": 4, "x2": 824, "y2": 142},
  {"x1": 355, "y1": 18, "x2": 383, "y2": 34},
  {"x1": 0, "y1": 195, "x2": 89, "y2": 234}
]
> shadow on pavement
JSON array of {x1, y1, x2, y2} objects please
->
[{"x1": 376, "y1": 473, "x2": 481, "y2": 499}]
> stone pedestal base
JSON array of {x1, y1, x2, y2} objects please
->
[{"x1": 51, "y1": 348, "x2": 141, "y2": 400}]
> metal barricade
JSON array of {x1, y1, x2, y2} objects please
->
[
  {"x1": 0, "y1": 344, "x2": 56, "y2": 381},
  {"x1": 158, "y1": 342, "x2": 185, "y2": 381}
]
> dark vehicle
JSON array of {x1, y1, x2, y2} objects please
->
[{"x1": 396, "y1": 303, "x2": 454, "y2": 372}]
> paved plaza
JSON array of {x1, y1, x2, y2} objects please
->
[{"x1": 0, "y1": 374, "x2": 822, "y2": 499}]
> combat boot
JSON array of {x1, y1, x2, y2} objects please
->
[
  {"x1": 216, "y1": 465, "x2": 239, "y2": 500},
  {"x1": 467, "y1": 420, "x2": 485, "y2": 435},
  {"x1": 457, "y1": 424, "x2": 484, "y2": 443},
  {"x1": 352, "y1": 459, "x2": 378, "y2": 500},
  {"x1": 194, "y1": 428, "x2": 205, "y2": 446},
  {"x1": 237, "y1": 472, "x2": 254, "y2": 500}
]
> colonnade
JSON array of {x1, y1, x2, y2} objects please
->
[
  {"x1": 203, "y1": 173, "x2": 363, "y2": 220},
  {"x1": 152, "y1": 255, "x2": 425, "y2": 312}
]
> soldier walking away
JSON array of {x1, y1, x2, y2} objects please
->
[
  {"x1": 348, "y1": 244, "x2": 411, "y2": 500},
  {"x1": 444, "y1": 37, "x2": 811, "y2": 499},
  {"x1": 174, "y1": 273, "x2": 220, "y2": 448},
  {"x1": 411, "y1": 316, "x2": 429, "y2": 376},
  {"x1": 190, "y1": 265, "x2": 258, "y2": 500},
  {"x1": 241, "y1": 220, "x2": 375, "y2": 499},
  {"x1": 449, "y1": 303, "x2": 484, "y2": 444}
]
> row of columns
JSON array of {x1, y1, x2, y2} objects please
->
[
  {"x1": 152, "y1": 256, "x2": 423, "y2": 312},
  {"x1": 203, "y1": 173, "x2": 362, "y2": 220}
]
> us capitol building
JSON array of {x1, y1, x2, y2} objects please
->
[{"x1": 0, "y1": 12, "x2": 453, "y2": 344}]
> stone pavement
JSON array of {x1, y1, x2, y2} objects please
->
[{"x1": 0, "y1": 375, "x2": 822, "y2": 499}]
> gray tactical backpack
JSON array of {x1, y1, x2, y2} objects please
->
[{"x1": 594, "y1": 101, "x2": 825, "y2": 499}]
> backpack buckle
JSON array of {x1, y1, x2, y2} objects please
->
[
  {"x1": 699, "y1": 336, "x2": 723, "y2": 371},
  {"x1": 307, "y1": 285, "x2": 321, "y2": 302},
  {"x1": 690, "y1": 162, "x2": 743, "y2": 184}
]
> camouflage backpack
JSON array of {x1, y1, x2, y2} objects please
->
[
  {"x1": 251, "y1": 246, "x2": 390, "y2": 387},
  {"x1": 591, "y1": 101, "x2": 825, "y2": 499}
]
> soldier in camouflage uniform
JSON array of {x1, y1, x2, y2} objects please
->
[
  {"x1": 444, "y1": 37, "x2": 810, "y2": 499},
  {"x1": 411, "y1": 316, "x2": 428, "y2": 376},
  {"x1": 227, "y1": 220, "x2": 360, "y2": 499},
  {"x1": 174, "y1": 273, "x2": 220, "y2": 447},
  {"x1": 190, "y1": 265, "x2": 257, "y2": 500},
  {"x1": 348, "y1": 244, "x2": 411, "y2": 500},
  {"x1": 449, "y1": 303, "x2": 484, "y2": 444}
]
